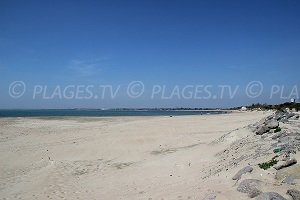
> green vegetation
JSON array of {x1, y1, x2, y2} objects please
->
[
  {"x1": 230, "y1": 102, "x2": 300, "y2": 111},
  {"x1": 250, "y1": 102, "x2": 299, "y2": 111},
  {"x1": 258, "y1": 159, "x2": 278, "y2": 170},
  {"x1": 274, "y1": 127, "x2": 281, "y2": 133},
  {"x1": 273, "y1": 147, "x2": 282, "y2": 153}
]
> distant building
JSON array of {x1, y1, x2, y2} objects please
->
[
  {"x1": 291, "y1": 98, "x2": 295, "y2": 103},
  {"x1": 241, "y1": 106, "x2": 247, "y2": 111}
]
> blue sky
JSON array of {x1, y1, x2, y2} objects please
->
[{"x1": 0, "y1": 0, "x2": 300, "y2": 108}]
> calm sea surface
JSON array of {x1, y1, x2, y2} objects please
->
[{"x1": 0, "y1": 109, "x2": 226, "y2": 117}]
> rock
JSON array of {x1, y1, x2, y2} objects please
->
[
  {"x1": 286, "y1": 112, "x2": 295, "y2": 119},
  {"x1": 255, "y1": 119, "x2": 279, "y2": 135},
  {"x1": 274, "y1": 158, "x2": 297, "y2": 170},
  {"x1": 255, "y1": 192, "x2": 285, "y2": 200},
  {"x1": 258, "y1": 118, "x2": 268, "y2": 125},
  {"x1": 282, "y1": 175, "x2": 295, "y2": 185},
  {"x1": 265, "y1": 120, "x2": 279, "y2": 129},
  {"x1": 287, "y1": 189, "x2": 300, "y2": 200},
  {"x1": 278, "y1": 136, "x2": 293, "y2": 144},
  {"x1": 256, "y1": 125, "x2": 270, "y2": 135},
  {"x1": 254, "y1": 114, "x2": 282, "y2": 135},
  {"x1": 278, "y1": 141, "x2": 298, "y2": 154},
  {"x1": 267, "y1": 114, "x2": 275, "y2": 120},
  {"x1": 261, "y1": 134, "x2": 269, "y2": 139},
  {"x1": 290, "y1": 115, "x2": 300, "y2": 120},
  {"x1": 272, "y1": 132, "x2": 283, "y2": 140},
  {"x1": 237, "y1": 179, "x2": 262, "y2": 198},
  {"x1": 271, "y1": 130, "x2": 288, "y2": 140},
  {"x1": 286, "y1": 112, "x2": 297, "y2": 119},
  {"x1": 277, "y1": 152, "x2": 290, "y2": 161},
  {"x1": 269, "y1": 129, "x2": 276, "y2": 134},
  {"x1": 275, "y1": 114, "x2": 283, "y2": 121},
  {"x1": 250, "y1": 190, "x2": 263, "y2": 198},
  {"x1": 232, "y1": 166, "x2": 253, "y2": 180},
  {"x1": 276, "y1": 165, "x2": 300, "y2": 185}
]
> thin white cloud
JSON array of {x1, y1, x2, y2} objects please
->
[{"x1": 68, "y1": 57, "x2": 108, "y2": 76}]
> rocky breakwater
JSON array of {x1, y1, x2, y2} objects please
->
[{"x1": 234, "y1": 111, "x2": 300, "y2": 199}]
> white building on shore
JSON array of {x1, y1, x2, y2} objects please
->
[{"x1": 241, "y1": 106, "x2": 247, "y2": 111}]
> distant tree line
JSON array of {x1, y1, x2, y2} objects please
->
[
  {"x1": 230, "y1": 102, "x2": 300, "y2": 111},
  {"x1": 101, "y1": 103, "x2": 300, "y2": 111}
]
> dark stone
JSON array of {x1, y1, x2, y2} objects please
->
[
  {"x1": 255, "y1": 192, "x2": 285, "y2": 200},
  {"x1": 287, "y1": 189, "x2": 300, "y2": 200},
  {"x1": 256, "y1": 125, "x2": 270, "y2": 135}
]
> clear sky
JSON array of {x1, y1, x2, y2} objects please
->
[{"x1": 0, "y1": 0, "x2": 300, "y2": 109}]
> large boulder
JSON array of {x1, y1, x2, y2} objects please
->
[
  {"x1": 276, "y1": 165, "x2": 300, "y2": 185},
  {"x1": 237, "y1": 179, "x2": 262, "y2": 198},
  {"x1": 274, "y1": 114, "x2": 283, "y2": 121},
  {"x1": 267, "y1": 114, "x2": 275, "y2": 120},
  {"x1": 286, "y1": 112, "x2": 295, "y2": 119},
  {"x1": 265, "y1": 120, "x2": 279, "y2": 129},
  {"x1": 232, "y1": 166, "x2": 253, "y2": 180},
  {"x1": 256, "y1": 125, "x2": 270, "y2": 135},
  {"x1": 255, "y1": 192, "x2": 285, "y2": 200},
  {"x1": 274, "y1": 158, "x2": 297, "y2": 170},
  {"x1": 255, "y1": 118, "x2": 279, "y2": 135}
]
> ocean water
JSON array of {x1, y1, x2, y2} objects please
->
[{"x1": 0, "y1": 109, "x2": 226, "y2": 117}]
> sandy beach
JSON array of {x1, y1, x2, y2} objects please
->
[
  {"x1": 2, "y1": 0, "x2": 300, "y2": 199},
  {"x1": 1, "y1": 111, "x2": 299, "y2": 200}
]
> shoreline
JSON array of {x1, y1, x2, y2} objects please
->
[{"x1": 0, "y1": 109, "x2": 230, "y2": 118}]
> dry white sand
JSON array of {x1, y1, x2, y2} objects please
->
[{"x1": 1, "y1": 111, "x2": 292, "y2": 200}]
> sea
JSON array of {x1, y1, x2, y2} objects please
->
[{"x1": 0, "y1": 109, "x2": 226, "y2": 117}]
